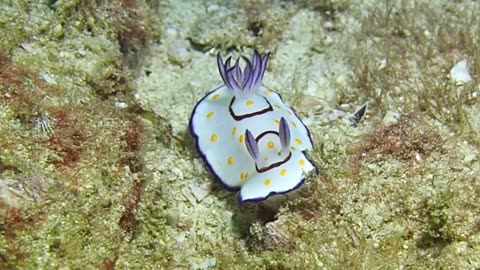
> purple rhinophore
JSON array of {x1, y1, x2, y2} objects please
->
[
  {"x1": 217, "y1": 50, "x2": 270, "y2": 97},
  {"x1": 245, "y1": 129, "x2": 260, "y2": 162},
  {"x1": 279, "y1": 117, "x2": 291, "y2": 150}
]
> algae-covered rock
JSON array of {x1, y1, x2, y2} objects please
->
[{"x1": 2, "y1": 0, "x2": 480, "y2": 269}]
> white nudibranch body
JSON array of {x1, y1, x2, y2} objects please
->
[{"x1": 189, "y1": 50, "x2": 318, "y2": 203}]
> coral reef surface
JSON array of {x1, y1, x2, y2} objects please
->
[{"x1": 1, "y1": 0, "x2": 480, "y2": 269}]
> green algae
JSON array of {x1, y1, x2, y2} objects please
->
[{"x1": 1, "y1": 0, "x2": 480, "y2": 269}]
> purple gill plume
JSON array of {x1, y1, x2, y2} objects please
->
[{"x1": 217, "y1": 50, "x2": 270, "y2": 98}]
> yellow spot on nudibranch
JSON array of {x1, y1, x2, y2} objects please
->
[
  {"x1": 274, "y1": 104, "x2": 281, "y2": 110},
  {"x1": 240, "y1": 172, "x2": 249, "y2": 181},
  {"x1": 211, "y1": 134, "x2": 218, "y2": 143},
  {"x1": 280, "y1": 169, "x2": 287, "y2": 176},
  {"x1": 212, "y1": 94, "x2": 220, "y2": 100},
  {"x1": 290, "y1": 147, "x2": 296, "y2": 151},
  {"x1": 228, "y1": 157, "x2": 235, "y2": 166},
  {"x1": 239, "y1": 134, "x2": 245, "y2": 143},
  {"x1": 232, "y1": 127, "x2": 237, "y2": 136},
  {"x1": 265, "y1": 90, "x2": 273, "y2": 95},
  {"x1": 267, "y1": 141, "x2": 275, "y2": 149},
  {"x1": 299, "y1": 159, "x2": 305, "y2": 167},
  {"x1": 264, "y1": 157, "x2": 269, "y2": 162},
  {"x1": 264, "y1": 179, "x2": 272, "y2": 186},
  {"x1": 246, "y1": 100, "x2": 254, "y2": 107},
  {"x1": 207, "y1": 112, "x2": 215, "y2": 119},
  {"x1": 287, "y1": 110, "x2": 292, "y2": 115},
  {"x1": 274, "y1": 119, "x2": 280, "y2": 126},
  {"x1": 291, "y1": 121, "x2": 297, "y2": 128},
  {"x1": 295, "y1": 139, "x2": 302, "y2": 146}
]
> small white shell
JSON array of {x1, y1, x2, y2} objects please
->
[{"x1": 450, "y1": 59, "x2": 472, "y2": 85}]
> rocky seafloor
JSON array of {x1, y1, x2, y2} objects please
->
[{"x1": 1, "y1": 0, "x2": 480, "y2": 269}]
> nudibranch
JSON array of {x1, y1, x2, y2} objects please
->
[{"x1": 189, "y1": 50, "x2": 318, "y2": 203}]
